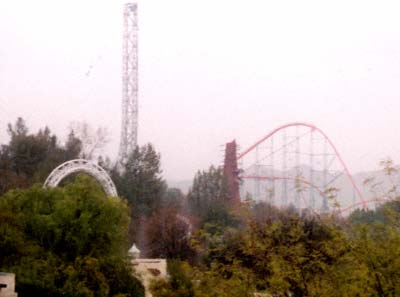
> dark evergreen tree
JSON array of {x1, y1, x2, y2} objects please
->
[
  {"x1": 112, "y1": 143, "x2": 166, "y2": 217},
  {"x1": 187, "y1": 166, "x2": 235, "y2": 228},
  {"x1": 111, "y1": 143, "x2": 167, "y2": 250},
  {"x1": 0, "y1": 118, "x2": 82, "y2": 195}
]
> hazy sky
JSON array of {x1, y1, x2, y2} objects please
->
[{"x1": 1, "y1": 0, "x2": 400, "y2": 181}]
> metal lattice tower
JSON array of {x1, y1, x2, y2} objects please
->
[{"x1": 119, "y1": 3, "x2": 138, "y2": 165}]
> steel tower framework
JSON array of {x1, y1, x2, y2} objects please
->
[{"x1": 119, "y1": 3, "x2": 138, "y2": 164}]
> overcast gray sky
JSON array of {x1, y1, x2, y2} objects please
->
[{"x1": 1, "y1": 0, "x2": 400, "y2": 181}]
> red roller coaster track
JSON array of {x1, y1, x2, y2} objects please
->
[{"x1": 237, "y1": 122, "x2": 367, "y2": 209}]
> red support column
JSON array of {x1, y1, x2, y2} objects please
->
[{"x1": 224, "y1": 140, "x2": 241, "y2": 204}]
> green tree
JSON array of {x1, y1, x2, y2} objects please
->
[
  {"x1": 348, "y1": 200, "x2": 400, "y2": 296},
  {"x1": 64, "y1": 130, "x2": 83, "y2": 161},
  {"x1": 0, "y1": 175, "x2": 144, "y2": 297},
  {"x1": 111, "y1": 144, "x2": 166, "y2": 253},
  {"x1": 112, "y1": 144, "x2": 166, "y2": 217},
  {"x1": 0, "y1": 118, "x2": 82, "y2": 195},
  {"x1": 187, "y1": 166, "x2": 235, "y2": 228},
  {"x1": 190, "y1": 207, "x2": 359, "y2": 297}
]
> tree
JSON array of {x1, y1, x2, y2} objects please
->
[
  {"x1": 64, "y1": 130, "x2": 82, "y2": 161},
  {"x1": 111, "y1": 144, "x2": 167, "y2": 251},
  {"x1": 0, "y1": 118, "x2": 82, "y2": 195},
  {"x1": 164, "y1": 206, "x2": 363, "y2": 297},
  {"x1": 144, "y1": 207, "x2": 194, "y2": 259},
  {"x1": 68, "y1": 121, "x2": 110, "y2": 160},
  {"x1": 348, "y1": 199, "x2": 400, "y2": 297},
  {"x1": 187, "y1": 166, "x2": 234, "y2": 228},
  {"x1": 0, "y1": 175, "x2": 144, "y2": 297},
  {"x1": 112, "y1": 144, "x2": 166, "y2": 217},
  {"x1": 0, "y1": 144, "x2": 27, "y2": 194}
]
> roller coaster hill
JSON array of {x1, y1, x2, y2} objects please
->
[{"x1": 223, "y1": 122, "x2": 396, "y2": 216}]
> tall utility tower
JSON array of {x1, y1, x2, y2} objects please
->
[{"x1": 119, "y1": 2, "x2": 138, "y2": 165}]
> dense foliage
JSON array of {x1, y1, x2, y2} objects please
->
[
  {"x1": 110, "y1": 144, "x2": 169, "y2": 256},
  {"x1": 0, "y1": 118, "x2": 178, "y2": 259},
  {"x1": 150, "y1": 167, "x2": 400, "y2": 297},
  {"x1": 0, "y1": 176, "x2": 144, "y2": 297},
  {"x1": 112, "y1": 144, "x2": 166, "y2": 218},
  {"x1": 151, "y1": 201, "x2": 400, "y2": 296},
  {"x1": 0, "y1": 118, "x2": 81, "y2": 195},
  {"x1": 187, "y1": 166, "x2": 236, "y2": 228}
]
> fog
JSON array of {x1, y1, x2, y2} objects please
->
[{"x1": 1, "y1": 0, "x2": 400, "y2": 181}]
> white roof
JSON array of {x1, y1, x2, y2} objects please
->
[{"x1": 129, "y1": 244, "x2": 141, "y2": 254}]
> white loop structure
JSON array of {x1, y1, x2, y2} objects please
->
[{"x1": 44, "y1": 159, "x2": 118, "y2": 197}]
